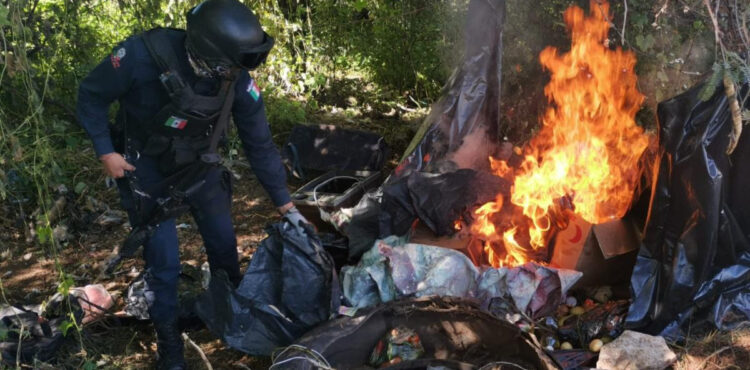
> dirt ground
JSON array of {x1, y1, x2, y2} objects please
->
[{"x1": 1, "y1": 164, "x2": 279, "y2": 369}]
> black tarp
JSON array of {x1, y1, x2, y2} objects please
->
[
  {"x1": 626, "y1": 82, "x2": 750, "y2": 339},
  {"x1": 393, "y1": 0, "x2": 505, "y2": 177},
  {"x1": 342, "y1": 0, "x2": 506, "y2": 256},
  {"x1": 195, "y1": 221, "x2": 336, "y2": 355}
]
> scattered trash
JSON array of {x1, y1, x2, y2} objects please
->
[
  {"x1": 176, "y1": 223, "x2": 191, "y2": 229},
  {"x1": 596, "y1": 330, "x2": 677, "y2": 370},
  {"x1": 558, "y1": 300, "x2": 629, "y2": 347},
  {"x1": 195, "y1": 220, "x2": 336, "y2": 355},
  {"x1": 368, "y1": 326, "x2": 425, "y2": 367},
  {"x1": 94, "y1": 209, "x2": 126, "y2": 226},
  {"x1": 125, "y1": 264, "x2": 205, "y2": 320},
  {"x1": 549, "y1": 349, "x2": 596, "y2": 369},
  {"x1": 200, "y1": 261, "x2": 210, "y2": 290},
  {"x1": 22, "y1": 252, "x2": 32, "y2": 261},
  {"x1": 52, "y1": 225, "x2": 69, "y2": 243},
  {"x1": 0, "y1": 293, "x2": 84, "y2": 365},
  {"x1": 124, "y1": 274, "x2": 153, "y2": 320}
]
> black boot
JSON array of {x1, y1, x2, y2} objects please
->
[{"x1": 154, "y1": 319, "x2": 186, "y2": 370}]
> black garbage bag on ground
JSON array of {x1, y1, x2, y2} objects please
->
[
  {"x1": 195, "y1": 221, "x2": 337, "y2": 355},
  {"x1": 626, "y1": 81, "x2": 750, "y2": 339},
  {"x1": 380, "y1": 169, "x2": 509, "y2": 237},
  {"x1": 282, "y1": 124, "x2": 389, "y2": 180}
]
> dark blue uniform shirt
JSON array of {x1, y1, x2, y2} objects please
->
[{"x1": 77, "y1": 29, "x2": 290, "y2": 207}]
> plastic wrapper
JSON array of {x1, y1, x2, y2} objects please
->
[
  {"x1": 626, "y1": 82, "x2": 750, "y2": 339},
  {"x1": 368, "y1": 326, "x2": 425, "y2": 367},
  {"x1": 549, "y1": 350, "x2": 596, "y2": 370},
  {"x1": 558, "y1": 300, "x2": 629, "y2": 346},
  {"x1": 194, "y1": 221, "x2": 336, "y2": 355}
]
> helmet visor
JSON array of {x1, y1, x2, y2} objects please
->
[{"x1": 239, "y1": 32, "x2": 275, "y2": 70}]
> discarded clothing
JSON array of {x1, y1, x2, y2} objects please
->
[
  {"x1": 341, "y1": 236, "x2": 580, "y2": 319},
  {"x1": 195, "y1": 221, "x2": 336, "y2": 355}
]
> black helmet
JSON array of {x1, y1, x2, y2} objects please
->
[{"x1": 186, "y1": 0, "x2": 274, "y2": 71}]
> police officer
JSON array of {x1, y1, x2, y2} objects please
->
[{"x1": 76, "y1": 0, "x2": 307, "y2": 368}]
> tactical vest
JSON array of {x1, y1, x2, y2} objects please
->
[{"x1": 136, "y1": 28, "x2": 237, "y2": 173}]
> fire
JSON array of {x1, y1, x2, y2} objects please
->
[{"x1": 471, "y1": 1, "x2": 650, "y2": 268}]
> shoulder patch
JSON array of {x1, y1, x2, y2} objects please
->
[
  {"x1": 110, "y1": 47, "x2": 126, "y2": 69},
  {"x1": 246, "y1": 78, "x2": 261, "y2": 101}
]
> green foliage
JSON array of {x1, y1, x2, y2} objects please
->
[
  {"x1": 0, "y1": 0, "x2": 463, "y2": 213},
  {"x1": 700, "y1": 62, "x2": 725, "y2": 101},
  {"x1": 264, "y1": 93, "x2": 307, "y2": 138}
]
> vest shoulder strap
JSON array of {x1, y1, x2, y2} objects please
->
[{"x1": 142, "y1": 27, "x2": 185, "y2": 74}]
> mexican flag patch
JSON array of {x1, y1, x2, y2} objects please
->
[
  {"x1": 164, "y1": 116, "x2": 187, "y2": 130},
  {"x1": 247, "y1": 79, "x2": 261, "y2": 101}
]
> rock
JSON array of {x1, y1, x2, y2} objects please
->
[
  {"x1": 596, "y1": 330, "x2": 677, "y2": 370},
  {"x1": 53, "y1": 224, "x2": 69, "y2": 242}
]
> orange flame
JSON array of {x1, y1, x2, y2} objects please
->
[{"x1": 472, "y1": 1, "x2": 650, "y2": 268}]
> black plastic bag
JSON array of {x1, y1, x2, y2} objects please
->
[
  {"x1": 195, "y1": 221, "x2": 337, "y2": 355},
  {"x1": 282, "y1": 124, "x2": 388, "y2": 180},
  {"x1": 380, "y1": 169, "x2": 509, "y2": 237},
  {"x1": 626, "y1": 82, "x2": 750, "y2": 339}
]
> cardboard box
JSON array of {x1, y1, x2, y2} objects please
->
[{"x1": 550, "y1": 214, "x2": 640, "y2": 287}]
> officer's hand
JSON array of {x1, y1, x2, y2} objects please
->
[
  {"x1": 282, "y1": 206, "x2": 314, "y2": 232},
  {"x1": 99, "y1": 152, "x2": 135, "y2": 179}
]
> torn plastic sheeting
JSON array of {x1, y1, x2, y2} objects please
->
[
  {"x1": 195, "y1": 221, "x2": 336, "y2": 355},
  {"x1": 394, "y1": 0, "x2": 505, "y2": 177},
  {"x1": 341, "y1": 236, "x2": 581, "y2": 319},
  {"x1": 626, "y1": 81, "x2": 750, "y2": 339}
]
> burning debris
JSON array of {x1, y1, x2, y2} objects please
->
[{"x1": 470, "y1": 0, "x2": 652, "y2": 268}]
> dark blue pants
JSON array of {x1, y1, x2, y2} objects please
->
[{"x1": 117, "y1": 154, "x2": 241, "y2": 323}]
